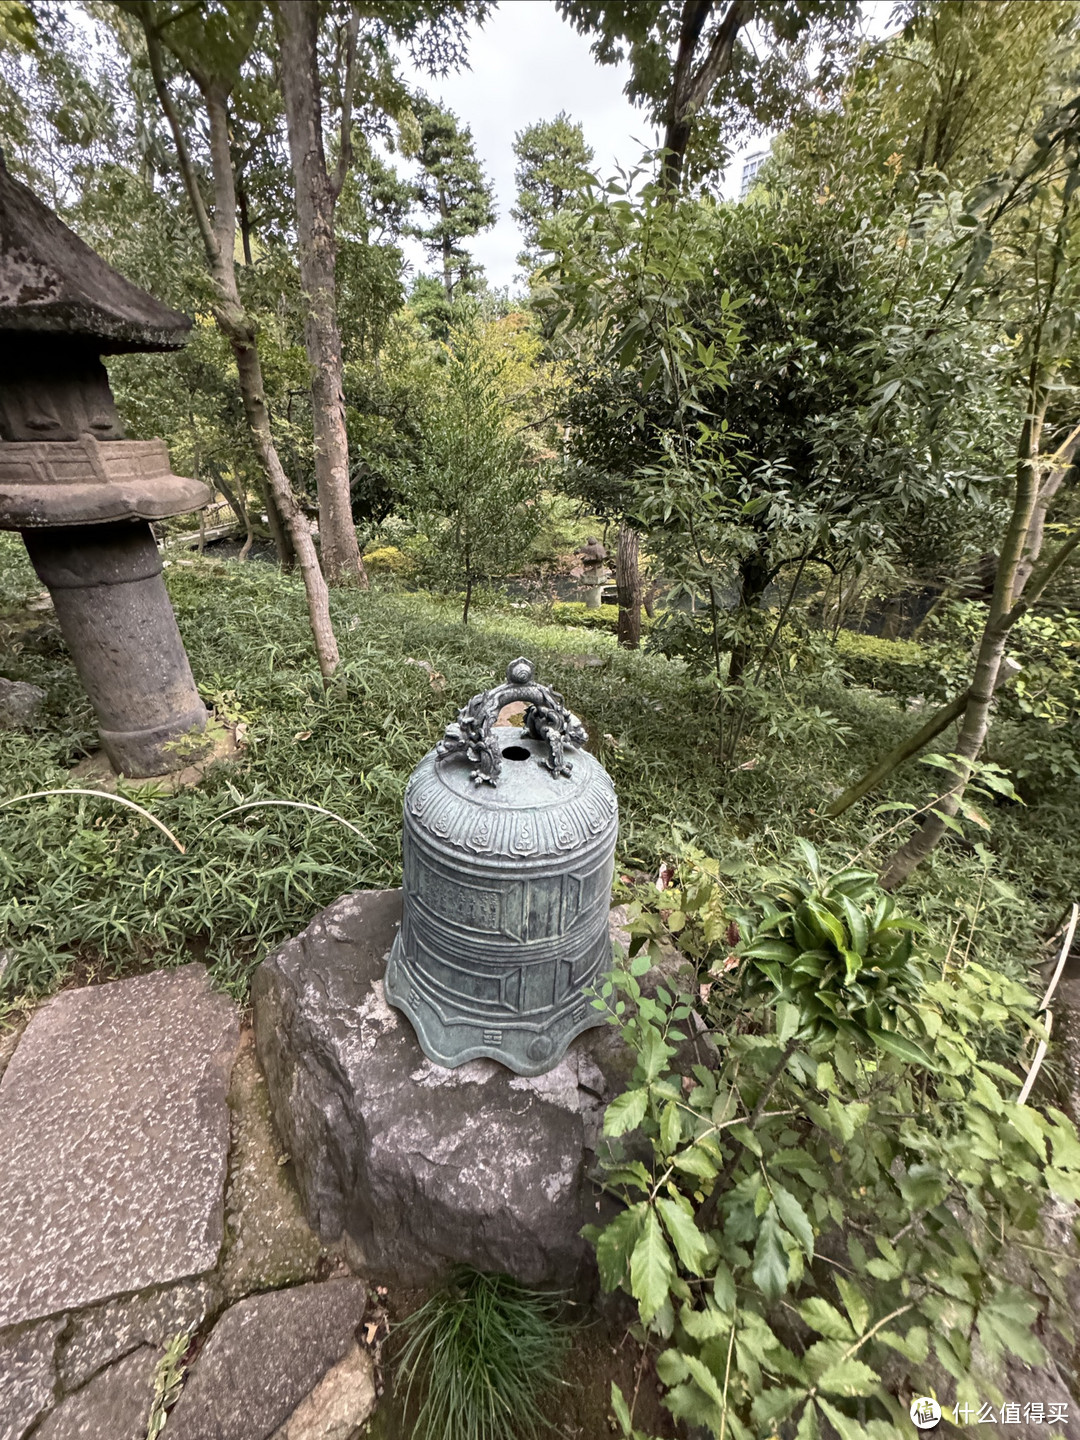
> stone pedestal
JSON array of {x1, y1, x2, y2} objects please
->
[
  {"x1": 581, "y1": 569, "x2": 609, "y2": 610},
  {"x1": 23, "y1": 522, "x2": 209, "y2": 775},
  {"x1": 252, "y1": 890, "x2": 633, "y2": 1290}
]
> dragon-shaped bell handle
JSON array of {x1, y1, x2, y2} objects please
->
[{"x1": 435, "y1": 657, "x2": 588, "y2": 787}]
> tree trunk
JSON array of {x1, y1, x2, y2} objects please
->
[
  {"x1": 205, "y1": 459, "x2": 256, "y2": 561},
  {"x1": 616, "y1": 521, "x2": 642, "y2": 649},
  {"x1": 232, "y1": 339, "x2": 339, "y2": 677},
  {"x1": 824, "y1": 658, "x2": 1021, "y2": 819},
  {"x1": 879, "y1": 386, "x2": 1048, "y2": 890},
  {"x1": 441, "y1": 200, "x2": 454, "y2": 302},
  {"x1": 260, "y1": 484, "x2": 295, "y2": 571},
  {"x1": 727, "y1": 551, "x2": 769, "y2": 685},
  {"x1": 660, "y1": 0, "x2": 754, "y2": 191},
  {"x1": 1013, "y1": 428, "x2": 1079, "y2": 595},
  {"x1": 276, "y1": 0, "x2": 368, "y2": 590},
  {"x1": 141, "y1": 16, "x2": 339, "y2": 679}
]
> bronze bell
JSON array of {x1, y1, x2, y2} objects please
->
[{"x1": 385, "y1": 658, "x2": 619, "y2": 1076}]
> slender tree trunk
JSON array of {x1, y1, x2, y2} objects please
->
[
  {"x1": 206, "y1": 459, "x2": 256, "y2": 561},
  {"x1": 236, "y1": 176, "x2": 254, "y2": 268},
  {"x1": 141, "y1": 15, "x2": 339, "y2": 679},
  {"x1": 616, "y1": 521, "x2": 642, "y2": 649},
  {"x1": 1013, "y1": 428, "x2": 1079, "y2": 594},
  {"x1": 276, "y1": 0, "x2": 368, "y2": 589},
  {"x1": 442, "y1": 212, "x2": 453, "y2": 301},
  {"x1": 232, "y1": 342, "x2": 339, "y2": 676},
  {"x1": 259, "y1": 481, "x2": 295, "y2": 570},
  {"x1": 879, "y1": 386, "x2": 1049, "y2": 890}
]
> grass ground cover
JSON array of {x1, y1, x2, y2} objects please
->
[{"x1": 1, "y1": 533, "x2": 1075, "y2": 1013}]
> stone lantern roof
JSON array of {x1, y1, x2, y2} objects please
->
[
  {"x1": 0, "y1": 158, "x2": 209, "y2": 530},
  {"x1": 0, "y1": 158, "x2": 191, "y2": 353}
]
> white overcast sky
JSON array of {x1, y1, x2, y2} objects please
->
[
  {"x1": 394, "y1": 1, "x2": 708, "y2": 292},
  {"x1": 394, "y1": 0, "x2": 898, "y2": 294}
]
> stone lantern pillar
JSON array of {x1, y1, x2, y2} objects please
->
[{"x1": 0, "y1": 161, "x2": 212, "y2": 777}]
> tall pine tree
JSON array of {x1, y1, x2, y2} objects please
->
[
  {"x1": 408, "y1": 97, "x2": 495, "y2": 301},
  {"x1": 512, "y1": 111, "x2": 593, "y2": 268}
]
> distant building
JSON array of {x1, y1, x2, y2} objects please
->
[{"x1": 739, "y1": 151, "x2": 768, "y2": 198}]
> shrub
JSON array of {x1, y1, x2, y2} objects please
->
[
  {"x1": 833, "y1": 631, "x2": 955, "y2": 702},
  {"x1": 550, "y1": 601, "x2": 653, "y2": 634},
  {"x1": 589, "y1": 841, "x2": 1080, "y2": 1439},
  {"x1": 362, "y1": 545, "x2": 416, "y2": 580}
]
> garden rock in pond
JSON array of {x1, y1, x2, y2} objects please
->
[
  {"x1": 0, "y1": 965, "x2": 239, "y2": 1328},
  {"x1": 164, "y1": 1279, "x2": 367, "y2": 1440},
  {"x1": 252, "y1": 889, "x2": 634, "y2": 1289}
]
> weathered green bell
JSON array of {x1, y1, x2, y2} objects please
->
[{"x1": 385, "y1": 658, "x2": 618, "y2": 1076}]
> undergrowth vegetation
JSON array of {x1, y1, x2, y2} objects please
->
[
  {"x1": 394, "y1": 1268, "x2": 570, "y2": 1440},
  {"x1": 1, "y1": 535, "x2": 1077, "y2": 1011},
  {"x1": 593, "y1": 846, "x2": 1079, "y2": 1438}
]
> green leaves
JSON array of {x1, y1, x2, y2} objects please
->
[
  {"x1": 630, "y1": 1209, "x2": 676, "y2": 1323},
  {"x1": 604, "y1": 1087, "x2": 649, "y2": 1137},
  {"x1": 637, "y1": 1024, "x2": 673, "y2": 1083},
  {"x1": 593, "y1": 1205, "x2": 645, "y2": 1293},
  {"x1": 752, "y1": 1205, "x2": 789, "y2": 1302},
  {"x1": 774, "y1": 1185, "x2": 814, "y2": 1259},
  {"x1": 656, "y1": 1194, "x2": 709, "y2": 1275},
  {"x1": 587, "y1": 837, "x2": 1080, "y2": 1438},
  {"x1": 799, "y1": 1298, "x2": 854, "y2": 1342},
  {"x1": 977, "y1": 1287, "x2": 1046, "y2": 1368},
  {"x1": 732, "y1": 848, "x2": 932, "y2": 1060}
]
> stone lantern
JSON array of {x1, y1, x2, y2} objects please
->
[
  {"x1": 576, "y1": 535, "x2": 609, "y2": 610},
  {"x1": 386, "y1": 657, "x2": 618, "y2": 1076},
  {"x1": 0, "y1": 161, "x2": 212, "y2": 776}
]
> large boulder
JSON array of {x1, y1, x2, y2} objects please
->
[{"x1": 252, "y1": 889, "x2": 633, "y2": 1289}]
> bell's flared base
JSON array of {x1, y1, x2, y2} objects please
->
[{"x1": 385, "y1": 929, "x2": 610, "y2": 1077}]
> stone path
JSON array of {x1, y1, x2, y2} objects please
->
[
  {"x1": 0, "y1": 965, "x2": 377, "y2": 1440},
  {"x1": 0, "y1": 967, "x2": 236, "y2": 1329}
]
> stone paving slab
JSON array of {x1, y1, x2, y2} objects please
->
[
  {"x1": 164, "y1": 1279, "x2": 367, "y2": 1440},
  {"x1": 56, "y1": 1278, "x2": 215, "y2": 1395},
  {"x1": 0, "y1": 1318, "x2": 63, "y2": 1440},
  {"x1": 33, "y1": 1347, "x2": 157, "y2": 1440},
  {"x1": 0, "y1": 965, "x2": 239, "y2": 1329}
]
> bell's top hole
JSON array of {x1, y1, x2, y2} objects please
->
[{"x1": 501, "y1": 745, "x2": 531, "y2": 761}]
